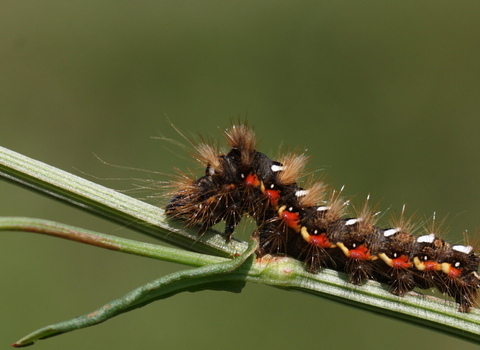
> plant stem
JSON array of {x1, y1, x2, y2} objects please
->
[
  {"x1": 0, "y1": 217, "x2": 226, "y2": 266},
  {"x1": 11, "y1": 240, "x2": 258, "y2": 347}
]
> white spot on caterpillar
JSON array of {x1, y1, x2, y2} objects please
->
[
  {"x1": 452, "y1": 245, "x2": 473, "y2": 254},
  {"x1": 317, "y1": 206, "x2": 330, "y2": 212},
  {"x1": 346, "y1": 218, "x2": 359, "y2": 226},
  {"x1": 271, "y1": 165, "x2": 284, "y2": 172},
  {"x1": 208, "y1": 167, "x2": 215, "y2": 175},
  {"x1": 417, "y1": 233, "x2": 435, "y2": 243},
  {"x1": 295, "y1": 190, "x2": 308, "y2": 197},
  {"x1": 384, "y1": 227, "x2": 401, "y2": 237}
]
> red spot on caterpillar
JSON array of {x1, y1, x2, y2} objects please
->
[
  {"x1": 349, "y1": 245, "x2": 371, "y2": 260},
  {"x1": 281, "y1": 209, "x2": 300, "y2": 231},
  {"x1": 391, "y1": 255, "x2": 412, "y2": 269},
  {"x1": 309, "y1": 233, "x2": 333, "y2": 248},
  {"x1": 448, "y1": 266, "x2": 462, "y2": 278},
  {"x1": 424, "y1": 261, "x2": 441, "y2": 271},
  {"x1": 245, "y1": 173, "x2": 260, "y2": 187},
  {"x1": 265, "y1": 189, "x2": 280, "y2": 206}
]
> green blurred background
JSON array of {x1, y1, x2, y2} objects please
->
[{"x1": 2, "y1": 1, "x2": 480, "y2": 349}]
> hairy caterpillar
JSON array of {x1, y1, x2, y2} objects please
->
[{"x1": 165, "y1": 123, "x2": 480, "y2": 312}]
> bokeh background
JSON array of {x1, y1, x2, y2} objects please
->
[{"x1": 2, "y1": 2, "x2": 480, "y2": 349}]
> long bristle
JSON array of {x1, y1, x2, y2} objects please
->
[
  {"x1": 387, "y1": 205, "x2": 418, "y2": 237},
  {"x1": 352, "y1": 195, "x2": 380, "y2": 231},
  {"x1": 194, "y1": 143, "x2": 222, "y2": 173},
  {"x1": 298, "y1": 180, "x2": 329, "y2": 207},
  {"x1": 322, "y1": 187, "x2": 349, "y2": 222},
  {"x1": 224, "y1": 124, "x2": 257, "y2": 165},
  {"x1": 277, "y1": 152, "x2": 309, "y2": 185}
]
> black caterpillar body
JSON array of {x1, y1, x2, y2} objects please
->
[{"x1": 165, "y1": 123, "x2": 480, "y2": 312}]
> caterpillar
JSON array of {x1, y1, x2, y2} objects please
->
[{"x1": 165, "y1": 122, "x2": 480, "y2": 312}]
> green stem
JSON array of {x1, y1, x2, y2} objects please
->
[
  {"x1": 0, "y1": 217, "x2": 226, "y2": 267},
  {"x1": 11, "y1": 240, "x2": 258, "y2": 347}
]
